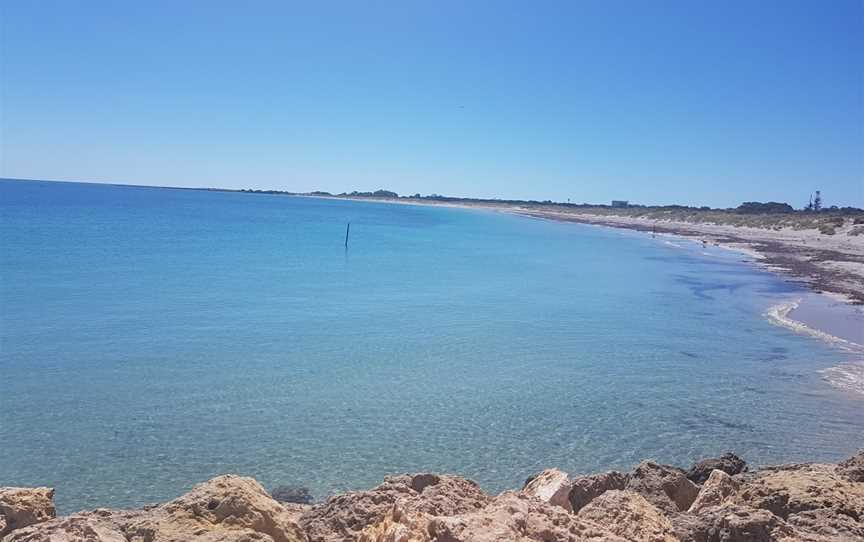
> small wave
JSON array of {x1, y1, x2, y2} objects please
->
[
  {"x1": 764, "y1": 299, "x2": 864, "y2": 352},
  {"x1": 819, "y1": 363, "x2": 864, "y2": 395},
  {"x1": 764, "y1": 299, "x2": 864, "y2": 396}
]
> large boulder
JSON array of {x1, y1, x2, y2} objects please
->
[
  {"x1": 625, "y1": 461, "x2": 699, "y2": 514},
  {"x1": 687, "y1": 453, "x2": 747, "y2": 485},
  {"x1": 737, "y1": 463, "x2": 864, "y2": 520},
  {"x1": 688, "y1": 470, "x2": 741, "y2": 514},
  {"x1": 427, "y1": 491, "x2": 627, "y2": 542},
  {"x1": 837, "y1": 449, "x2": 864, "y2": 483},
  {"x1": 299, "y1": 474, "x2": 488, "y2": 542},
  {"x1": 576, "y1": 490, "x2": 677, "y2": 542},
  {"x1": 0, "y1": 488, "x2": 56, "y2": 538},
  {"x1": 5, "y1": 476, "x2": 305, "y2": 542},
  {"x1": 521, "y1": 469, "x2": 572, "y2": 512},
  {"x1": 567, "y1": 471, "x2": 628, "y2": 513},
  {"x1": 123, "y1": 475, "x2": 305, "y2": 542}
]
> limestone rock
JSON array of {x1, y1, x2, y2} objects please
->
[
  {"x1": 427, "y1": 491, "x2": 627, "y2": 542},
  {"x1": 738, "y1": 463, "x2": 864, "y2": 520},
  {"x1": 671, "y1": 505, "x2": 795, "y2": 542},
  {"x1": 688, "y1": 470, "x2": 741, "y2": 514},
  {"x1": 5, "y1": 476, "x2": 305, "y2": 542},
  {"x1": 123, "y1": 475, "x2": 305, "y2": 542},
  {"x1": 521, "y1": 468, "x2": 572, "y2": 512},
  {"x1": 282, "y1": 503, "x2": 313, "y2": 525},
  {"x1": 3, "y1": 510, "x2": 132, "y2": 542},
  {"x1": 0, "y1": 488, "x2": 56, "y2": 538},
  {"x1": 686, "y1": 453, "x2": 747, "y2": 485},
  {"x1": 837, "y1": 449, "x2": 864, "y2": 483},
  {"x1": 786, "y1": 509, "x2": 864, "y2": 541},
  {"x1": 625, "y1": 461, "x2": 699, "y2": 514},
  {"x1": 300, "y1": 474, "x2": 488, "y2": 542},
  {"x1": 567, "y1": 471, "x2": 628, "y2": 514},
  {"x1": 576, "y1": 490, "x2": 677, "y2": 542},
  {"x1": 358, "y1": 506, "x2": 430, "y2": 542}
]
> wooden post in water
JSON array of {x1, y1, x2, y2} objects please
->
[{"x1": 345, "y1": 222, "x2": 351, "y2": 248}]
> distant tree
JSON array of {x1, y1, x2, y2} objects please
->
[{"x1": 813, "y1": 190, "x2": 822, "y2": 212}]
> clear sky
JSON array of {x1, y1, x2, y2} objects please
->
[{"x1": 1, "y1": 1, "x2": 862, "y2": 208}]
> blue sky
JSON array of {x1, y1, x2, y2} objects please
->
[{"x1": 1, "y1": 1, "x2": 861, "y2": 207}]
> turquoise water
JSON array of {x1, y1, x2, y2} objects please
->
[{"x1": 1, "y1": 179, "x2": 861, "y2": 513}]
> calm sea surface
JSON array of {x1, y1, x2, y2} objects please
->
[{"x1": 1, "y1": 179, "x2": 862, "y2": 513}]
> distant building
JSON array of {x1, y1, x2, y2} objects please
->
[{"x1": 611, "y1": 200, "x2": 629, "y2": 208}]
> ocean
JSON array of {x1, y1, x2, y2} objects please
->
[{"x1": 1, "y1": 179, "x2": 861, "y2": 513}]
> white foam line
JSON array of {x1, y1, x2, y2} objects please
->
[
  {"x1": 764, "y1": 299, "x2": 864, "y2": 396},
  {"x1": 764, "y1": 299, "x2": 864, "y2": 352}
]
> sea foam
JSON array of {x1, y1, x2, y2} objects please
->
[{"x1": 765, "y1": 299, "x2": 864, "y2": 395}]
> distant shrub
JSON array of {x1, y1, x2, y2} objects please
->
[
  {"x1": 819, "y1": 224, "x2": 836, "y2": 235},
  {"x1": 854, "y1": 217, "x2": 864, "y2": 225},
  {"x1": 735, "y1": 201, "x2": 794, "y2": 214},
  {"x1": 849, "y1": 226, "x2": 864, "y2": 236}
]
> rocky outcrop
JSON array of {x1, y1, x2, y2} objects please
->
[
  {"x1": 427, "y1": 491, "x2": 627, "y2": 542},
  {"x1": 567, "y1": 471, "x2": 628, "y2": 513},
  {"x1": 686, "y1": 453, "x2": 747, "y2": 485},
  {"x1": 4, "y1": 476, "x2": 305, "y2": 542},
  {"x1": 123, "y1": 475, "x2": 306, "y2": 542},
  {"x1": 837, "y1": 449, "x2": 864, "y2": 483},
  {"x1": 521, "y1": 468, "x2": 572, "y2": 512},
  {"x1": 0, "y1": 488, "x2": 55, "y2": 538},
  {"x1": 2, "y1": 511, "x2": 131, "y2": 542},
  {"x1": 5, "y1": 449, "x2": 864, "y2": 542},
  {"x1": 299, "y1": 474, "x2": 488, "y2": 542},
  {"x1": 786, "y1": 508, "x2": 864, "y2": 540},
  {"x1": 577, "y1": 490, "x2": 677, "y2": 542},
  {"x1": 357, "y1": 491, "x2": 630, "y2": 542},
  {"x1": 737, "y1": 463, "x2": 864, "y2": 520},
  {"x1": 625, "y1": 461, "x2": 699, "y2": 514},
  {"x1": 670, "y1": 504, "x2": 795, "y2": 542}
]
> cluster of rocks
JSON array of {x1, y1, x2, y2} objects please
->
[{"x1": 2, "y1": 450, "x2": 862, "y2": 541}]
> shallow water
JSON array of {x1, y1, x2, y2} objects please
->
[{"x1": 1, "y1": 179, "x2": 862, "y2": 513}]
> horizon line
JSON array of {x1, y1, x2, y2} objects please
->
[{"x1": 2, "y1": 176, "x2": 859, "y2": 212}]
